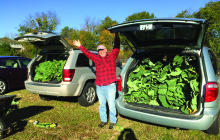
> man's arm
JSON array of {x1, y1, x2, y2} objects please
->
[
  {"x1": 111, "y1": 32, "x2": 120, "y2": 60},
  {"x1": 72, "y1": 40, "x2": 98, "y2": 62}
]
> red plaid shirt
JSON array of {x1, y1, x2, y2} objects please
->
[{"x1": 79, "y1": 37, "x2": 120, "y2": 86}]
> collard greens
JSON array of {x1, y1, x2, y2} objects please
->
[
  {"x1": 124, "y1": 55, "x2": 199, "y2": 114},
  {"x1": 34, "y1": 60, "x2": 66, "y2": 82}
]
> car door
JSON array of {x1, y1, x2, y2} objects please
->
[
  {"x1": 18, "y1": 58, "x2": 31, "y2": 86},
  {"x1": 0, "y1": 58, "x2": 21, "y2": 89}
]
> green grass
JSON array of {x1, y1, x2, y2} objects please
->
[{"x1": 1, "y1": 89, "x2": 220, "y2": 140}]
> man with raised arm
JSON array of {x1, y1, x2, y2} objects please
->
[{"x1": 72, "y1": 33, "x2": 120, "y2": 129}]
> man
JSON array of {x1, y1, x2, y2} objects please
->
[{"x1": 72, "y1": 33, "x2": 120, "y2": 129}]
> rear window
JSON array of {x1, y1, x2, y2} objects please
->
[
  {"x1": 123, "y1": 24, "x2": 200, "y2": 46},
  {"x1": 41, "y1": 53, "x2": 69, "y2": 61},
  {"x1": 136, "y1": 25, "x2": 197, "y2": 40}
]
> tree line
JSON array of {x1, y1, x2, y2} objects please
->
[{"x1": 0, "y1": 1, "x2": 219, "y2": 59}]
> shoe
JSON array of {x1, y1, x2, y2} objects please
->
[
  {"x1": 109, "y1": 123, "x2": 116, "y2": 129},
  {"x1": 98, "y1": 121, "x2": 107, "y2": 128}
]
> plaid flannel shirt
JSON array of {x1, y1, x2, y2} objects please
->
[{"x1": 79, "y1": 37, "x2": 120, "y2": 86}]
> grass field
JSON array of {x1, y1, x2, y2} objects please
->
[{"x1": 2, "y1": 89, "x2": 220, "y2": 140}]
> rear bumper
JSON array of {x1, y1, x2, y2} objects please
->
[
  {"x1": 25, "y1": 81, "x2": 79, "y2": 96},
  {"x1": 116, "y1": 94, "x2": 218, "y2": 130}
]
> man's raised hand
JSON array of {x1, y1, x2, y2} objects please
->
[{"x1": 72, "y1": 40, "x2": 81, "y2": 48}]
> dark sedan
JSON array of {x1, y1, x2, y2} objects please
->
[{"x1": 0, "y1": 56, "x2": 31, "y2": 94}]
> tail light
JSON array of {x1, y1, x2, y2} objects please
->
[
  {"x1": 205, "y1": 82, "x2": 219, "y2": 102},
  {"x1": 117, "y1": 75, "x2": 122, "y2": 91},
  {"x1": 63, "y1": 69, "x2": 75, "y2": 82}
]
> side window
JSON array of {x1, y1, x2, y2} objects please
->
[
  {"x1": 0, "y1": 59, "x2": 20, "y2": 68},
  {"x1": 208, "y1": 50, "x2": 218, "y2": 75},
  {"x1": 0, "y1": 60, "x2": 6, "y2": 67},
  {"x1": 19, "y1": 58, "x2": 31, "y2": 67},
  {"x1": 76, "y1": 53, "x2": 90, "y2": 67}
]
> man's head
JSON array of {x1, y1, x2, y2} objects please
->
[{"x1": 97, "y1": 45, "x2": 107, "y2": 58}]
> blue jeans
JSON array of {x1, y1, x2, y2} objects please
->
[{"x1": 96, "y1": 82, "x2": 117, "y2": 123}]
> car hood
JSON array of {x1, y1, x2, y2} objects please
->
[
  {"x1": 107, "y1": 18, "x2": 209, "y2": 49},
  {"x1": 14, "y1": 32, "x2": 71, "y2": 51}
]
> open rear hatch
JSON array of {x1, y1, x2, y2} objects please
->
[
  {"x1": 14, "y1": 32, "x2": 71, "y2": 51},
  {"x1": 107, "y1": 18, "x2": 209, "y2": 50},
  {"x1": 15, "y1": 32, "x2": 71, "y2": 83}
]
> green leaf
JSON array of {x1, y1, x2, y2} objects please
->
[
  {"x1": 148, "y1": 89, "x2": 155, "y2": 96},
  {"x1": 180, "y1": 105, "x2": 190, "y2": 114},
  {"x1": 149, "y1": 100, "x2": 159, "y2": 106},
  {"x1": 169, "y1": 71, "x2": 182, "y2": 76},
  {"x1": 190, "y1": 95, "x2": 198, "y2": 110},
  {"x1": 158, "y1": 95, "x2": 170, "y2": 108},
  {"x1": 158, "y1": 72, "x2": 167, "y2": 81},
  {"x1": 166, "y1": 79, "x2": 177, "y2": 86},
  {"x1": 158, "y1": 84, "x2": 167, "y2": 95}
]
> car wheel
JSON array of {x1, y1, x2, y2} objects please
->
[
  {"x1": 39, "y1": 95, "x2": 51, "y2": 101},
  {"x1": 0, "y1": 120, "x2": 4, "y2": 139},
  {"x1": 0, "y1": 79, "x2": 7, "y2": 95},
  {"x1": 78, "y1": 82, "x2": 97, "y2": 107},
  {"x1": 205, "y1": 112, "x2": 219, "y2": 135}
]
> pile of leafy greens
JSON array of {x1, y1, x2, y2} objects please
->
[
  {"x1": 124, "y1": 55, "x2": 199, "y2": 114},
  {"x1": 34, "y1": 60, "x2": 66, "y2": 82}
]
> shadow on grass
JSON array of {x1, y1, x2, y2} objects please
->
[
  {"x1": 39, "y1": 95, "x2": 79, "y2": 103},
  {"x1": 118, "y1": 128, "x2": 138, "y2": 140},
  {"x1": 4, "y1": 105, "x2": 53, "y2": 138}
]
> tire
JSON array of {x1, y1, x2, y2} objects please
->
[
  {"x1": 0, "y1": 79, "x2": 7, "y2": 95},
  {"x1": 0, "y1": 120, "x2": 4, "y2": 139},
  {"x1": 39, "y1": 95, "x2": 51, "y2": 101},
  {"x1": 205, "y1": 112, "x2": 219, "y2": 135},
  {"x1": 78, "y1": 82, "x2": 97, "y2": 107}
]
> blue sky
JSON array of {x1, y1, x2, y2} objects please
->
[{"x1": 0, "y1": 0, "x2": 214, "y2": 38}]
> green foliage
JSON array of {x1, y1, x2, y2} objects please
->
[
  {"x1": 175, "y1": 10, "x2": 194, "y2": 18},
  {"x1": 20, "y1": 41, "x2": 40, "y2": 59},
  {"x1": 99, "y1": 16, "x2": 118, "y2": 31},
  {"x1": 176, "y1": 1, "x2": 220, "y2": 57},
  {"x1": 79, "y1": 30, "x2": 98, "y2": 50},
  {"x1": 195, "y1": 1, "x2": 220, "y2": 57},
  {"x1": 0, "y1": 37, "x2": 18, "y2": 44},
  {"x1": 124, "y1": 55, "x2": 199, "y2": 114},
  {"x1": 60, "y1": 26, "x2": 74, "y2": 40},
  {"x1": 18, "y1": 11, "x2": 60, "y2": 36},
  {"x1": 34, "y1": 60, "x2": 66, "y2": 82},
  {"x1": 0, "y1": 42, "x2": 17, "y2": 56},
  {"x1": 125, "y1": 11, "x2": 155, "y2": 22}
]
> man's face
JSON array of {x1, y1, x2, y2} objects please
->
[{"x1": 98, "y1": 48, "x2": 107, "y2": 58}]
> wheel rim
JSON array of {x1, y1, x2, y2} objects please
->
[
  {"x1": 86, "y1": 87, "x2": 96, "y2": 103},
  {"x1": 0, "y1": 81, "x2": 6, "y2": 94}
]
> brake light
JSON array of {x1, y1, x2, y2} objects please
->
[
  {"x1": 117, "y1": 75, "x2": 122, "y2": 91},
  {"x1": 63, "y1": 69, "x2": 75, "y2": 82},
  {"x1": 205, "y1": 82, "x2": 219, "y2": 102}
]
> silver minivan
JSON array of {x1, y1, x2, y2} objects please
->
[{"x1": 107, "y1": 18, "x2": 220, "y2": 135}]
